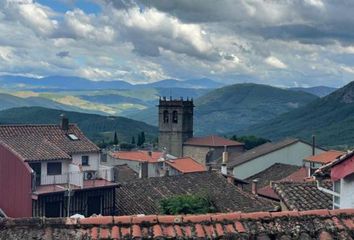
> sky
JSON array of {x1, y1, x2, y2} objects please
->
[{"x1": 1, "y1": 0, "x2": 354, "y2": 87}]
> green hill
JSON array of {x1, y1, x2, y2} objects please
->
[
  {"x1": 193, "y1": 83, "x2": 318, "y2": 135},
  {"x1": 128, "y1": 83, "x2": 318, "y2": 134},
  {"x1": 241, "y1": 81, "x2": 354, "y2": 148},
  {"x1": 0, "y1": 107, "x2": 157, "y2": 144}
]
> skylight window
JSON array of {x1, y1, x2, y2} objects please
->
[{"x1": 68, "y1": 134, "x2": 79, "y2": 141}]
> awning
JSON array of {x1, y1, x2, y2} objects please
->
[{"x1": 331, "y1": 155, "x2": 354, "y2": 181}]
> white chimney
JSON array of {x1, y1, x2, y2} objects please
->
[
  {"x1": 252, "y1": 179, "x2": 259, "y2": 195},
  {"x1": 221, "y1": 145, "x2": 228, "y2": 175}
]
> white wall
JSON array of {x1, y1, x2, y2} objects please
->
[
  {"x1": 72, "y1": 152, "x2": 100, "y2": 171},
  {"x1": 340, "y1": 173, "x2": 354, "y2": 208},
  {"x1": 40, "y1": 160, "x2": 70, "y2": 185},
  {"x1": 68, "y1": 164, "x2": 83, "y2": 187},
  {"x1": 232, "y1": 142, "x2": 325, "y2": 179}
]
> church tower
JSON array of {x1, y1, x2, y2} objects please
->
[{"x1": 158, "y1": 97, "x2": 194, "y2": 157}]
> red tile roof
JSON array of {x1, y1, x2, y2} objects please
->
[
  {"x1": 184, "y1": 135, "x2": 244, "y2": 147},
  {"x1": 165, "y1": 157, "x2": 206, "y2": 173},
  {"x1": 0, "y1": 124, "x2": 99, "y2": 162},
  {"x1": 2, "y1": 209, "x2": 354, "y2": 239},
  {"x1": 110, "y1": 151, "x2": 163, "y2": 163},
  {"x1": 304, "y1": 150, "x2": 345, "y2": 164}
]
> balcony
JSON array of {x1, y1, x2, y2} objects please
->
[{"x1": 31, "y1": 167, "x2": 116, "y2": 195}]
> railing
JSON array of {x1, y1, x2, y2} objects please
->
[
  {"x1": 31, "y1": 167, "x2": 114, "y2": 192},
  {"x1": 36, "y1": 171, "x2": 83, "y2": 186}
]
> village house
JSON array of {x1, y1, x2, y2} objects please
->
[
  {"x1": 0, "y1": 115, "x2": 117, "y2": 218},
  {"x1": 315, "y1": 150, "x2": 354, "y2": 209},
  {"x1": 183, "y1": 135, "x2": 244, "y2": 165},
  {"x1": 106, "y1": 150, "x2": 206, "y2": 178},
  {"x1": 226, "y1": 138, "x2": 325, "y2": 179},
  {"x1": 303, "y1": 150, "x2": 344, "y2": 176},
  {"x1": 157, "y1": 97, "x2": 245, "y2": 165}
]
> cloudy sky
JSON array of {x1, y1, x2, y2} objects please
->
[{"x1": 1, "y1": 0, "x2": 354, "y2": 87}]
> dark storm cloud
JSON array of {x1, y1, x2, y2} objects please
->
[{"x1": 56, "y1": 51, "x2": 70, "y2": 58}]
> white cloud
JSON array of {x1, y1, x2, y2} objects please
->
[
  {"x1": 77, "y1": 67, "x2": 113, "y2": 80},
  {"x1": 341, "y1": 66, "x2": 354, "y2": 74},
  {"x1": 0, "y1": 47, "x2": 13, "y2": 62},
  {"x1": 265, "y1": 56, "x2": 288, "y2": 69},
  {"x1": 110, "y1": 7, "x2": 216, "y2": 60},
  {"x1": 0, "y1": 0, "x2": 354, "y2": 87},
  {"x1": 2, "y1": 0, "x2": 57, "y2": 36}
]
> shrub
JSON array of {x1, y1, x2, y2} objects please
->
[{"x1": 160, "y1": 194, "x2": 216, "y2": 215}]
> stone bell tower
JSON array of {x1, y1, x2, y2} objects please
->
[{"x1": 158, "y1": 97, "x2": 194, "y2": 157}]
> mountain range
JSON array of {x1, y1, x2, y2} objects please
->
[
  {"x1": 0, "y1": 75, "x2": 223, "y2": 90},
  {"x1": 289, "y1": 86, "x2": 337, "y2": 97},
  {"x1": 242, "y1": 81, "x2": 354, "y2": 148},
  {"x1": 0, "y1": 107, "x2": 157, "y2": 144},
  {"x1": 129, "y1": 83, "x2": 319, "y2": 135}
]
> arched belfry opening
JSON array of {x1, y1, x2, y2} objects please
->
[
  {"x1": 163, "y1": 110, "x2": 169, "y2": 123},
  {"x1": 172, "y1": 111, "x2": 178, "y2": 123}
]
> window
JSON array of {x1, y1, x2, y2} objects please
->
[
  {"x1": 172, "y1": 111, "x2": 178, "y2": 123},
  {"x1": 47, "y1": 162, "x2": 62, "y2": 175},
  {"x1": 163, "y1": 110, "x2": 169, "y2": 123},
  {"x1": 334, "y1": 180, "x2": 341, "y2": 193},
  {"x1": 333, "y1": 180, "x2": 341, "y2": 209},
  {"x1": 82, "y1": 155, "x2": 89, "y2": 166},
  {"x1": 68, "y1": 134, "x2": 79, "y2": 141}
]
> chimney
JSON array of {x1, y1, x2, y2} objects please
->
[
  {"x1": 251, "y1": 179, "x2": 259, "y2": 195},
  {"x1": 221, "y1": 145, "x2": 228, "y2": 175},
  {"x1": 312, "y1": 135, "x2": 316, "y2": 156},
  {"x1": 60, "y1": 114, "x2": 69, "y2": 131},
  {"x1": 139, "y1": 162, "x2": 148, "y2": 178}
]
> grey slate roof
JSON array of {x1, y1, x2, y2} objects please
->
[
  {"x1": 227, "y1": 138, "x2": 301, "y2": 168},
  {"x1": 272, "y1": 181, "x2": 333, "y2": 211},
  {"x1": 245, "y1": 163, "x2": 302, "y2": 191},
  {"x1": 115, "y1": 171, "x2": 278, "y2": 215},
  {"x1": 0, "y1": 124, "x2": 99, "y2": 161}
]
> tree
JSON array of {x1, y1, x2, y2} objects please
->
[
  {"x1": 113, "y1": 131, "x2": 118, "y2": 145},
  {"x1": 140, "y1": 131, "x2": 145, "y2": 145},
  {"x1": 137, "y1": 131, "x2": 146, "y2": 147},
  {"x1": 160, "y1": 194, "x2": 216, "y2": 215},
  {"x1": 231, "y1": 135, "x2": 270, "y2": 150},
  {"x1": 137, "y1": 134, "x2": 142, "y2": 146},
  {"x1": 131, "y1": 136, "x2": 136, "y2": 145}
]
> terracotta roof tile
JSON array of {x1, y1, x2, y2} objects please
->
[
  {"x1": 0, "y1": 124, "x2": 99, "y2": 161},
  {"x1": 110, "y1": 151, "x2": 162, "y2": 163},
  {"x1": 132, "y1": 215, "x2": 157, "y2": 224},
  {"x1": 184, "y1": 135, "x2": 244, "y2": 147},
  {"x1": 304, "y1": 150, "x2": 345, "y2": 164},
  {"x1": 3, "y1": 210, "x2": 354, "y2": 239},
  {"x1": 116, "y1": 172, "x2": 278, "y2": 215},
  {"x1": 165, "y1": 157, "x2": 206, "y2": 173}
]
